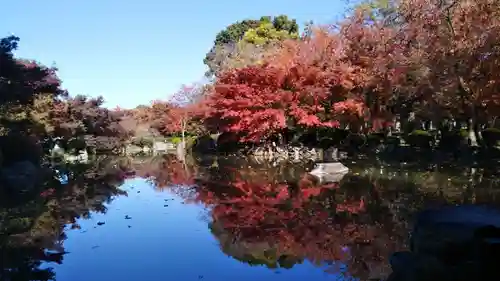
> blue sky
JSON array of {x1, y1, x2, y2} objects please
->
[{"x1": 2, "y1": 0, "x2": 346, "y2": 109}]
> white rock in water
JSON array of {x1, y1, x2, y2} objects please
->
[
  {"x1": 51, "y1": 143, "x2": 65, "y2": 158},
  {"x1": 309, "y1": 162, "x2": 349, "y2": 183}
]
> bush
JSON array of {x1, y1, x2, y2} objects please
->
[
  {"x1": 216, "y1": 132, "x2": 241, "y2": 153},
  {"x1": 0, "y1": 134, "x2": 43, "y2": 165},
  {"x1": 343, "y1": 133, "x2": 366, "y2": 149},
  {"x1": 407, "y1": 130, "x2": 434, "y2": 148},
  {"x1": 130, "y1": 137, "x2": 154, "y2": 148},
  {"x1": 366, "y1": 132, "x2": 386, "y2": 147},
  {"x1": 318, "y1": 137, "x2": 335, "y2": 149},
  {"x1": 191, "y1": 135, "x2": 217, "y2": 154},
  {"x1": 330, "y1": 129, "x2": 350, "y2": 146},
  {"x1": 386, "y1": 135, "x2": 401, "y2": 146},
  {"x1": 481, "y1": 128, "x2": 500, "y2": 147},
  {"x1": 439, "y1": 129, "x2": 468, "y2": 150},
  {"x1": 170, "y1": 137, "x2": 183, "y2": 144}
]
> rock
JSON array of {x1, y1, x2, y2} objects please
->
[
  {"x1": 411, "y1": 205, "x2": 500, "y2": 255},
  {"x1": 386, "y1": 205, "x2": 500, "y2": 281},
  {"x1": 65, "y1": 150, "x2": 89, "y2": 163},
  {"x1": 153, "y1": 141, "x2": 170, "y2": 152},
  {"x1": 51, "y1": 143, "x2": 65, "y2": 158},
  {"x1": 126, "y1": 145, "x2": 143, "y2": 155},
  {"x1": 1, "y1": 161, "x2": 40, "y2": 192},
  {"x1": 309, "y1": 162, "x2": 349, "y2": 183}
]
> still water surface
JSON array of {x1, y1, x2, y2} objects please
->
[
  {"x1": 3, "y1": 155, "x2": 500, "y2": 281},
  {"x1": 47, "y1": 179, "x2": 342, "y2": 281}
]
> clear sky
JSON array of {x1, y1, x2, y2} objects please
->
[{"x1": 2, "y1": 0, "x2": 346, "y2": 109}]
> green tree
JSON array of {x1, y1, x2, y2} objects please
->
[
  {"x1": 242, "y1": 19, "x2": 299, "y2": 45},
  {"x1": 350, "y1": 0, "x2": 401, "y2": 26},
  {"x1": 203, "y1": 19, "x2": 261, "y2": 76},
  {"x1": 204, "y1": 15, "x2": 299, "y2": 77}
]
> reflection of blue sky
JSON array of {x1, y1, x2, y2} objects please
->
[{"x1": 43, "y1": 178, "x2": 355, "y2": 281}]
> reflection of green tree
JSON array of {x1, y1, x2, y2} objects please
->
[
  {"x1": 0, "y1": 246, "x2": 57, "y2": 281},
  {"x1": 209, "y1": 222, "x2": 304, "y2": 269},
  {"x1": 195, "y1": 159, "x2": 490, "y2": 279},
  {"x1": 235, "y1": 251, "x2": 303, "y2": 269},
  {"x1": 0, "y1": 156, "x2": 130, "y2": 281}
]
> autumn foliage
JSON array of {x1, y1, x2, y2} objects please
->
[
  {"x1": 202, "y1": 23, "x2": 376, "y2": 142},
  {"x1": 0, "y1": 35, "x2": 128, "y2": 166},
  {"x1": 132, "y1": 84, "x2": 209, "y2": 137},
  {"x1": 7, "y1": 0, "x2": 497, "y2": 152},
  {"x1": 132, "y1": 156, "x2": 403, "y2": 278},
  {"x1": 196, "y1": 0, "x2": 500, "y2": 144},
  {"x1": 205, "y1": 29, "x2": 368, "y2": 141},
  {"x1": 124, "y1": 1, "x2": 500, "y2": 148}
]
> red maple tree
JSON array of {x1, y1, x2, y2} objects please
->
[{"x1": 205, "y1": 28, "x2": 368, "y2": 142}]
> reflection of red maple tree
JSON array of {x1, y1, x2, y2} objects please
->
[
  {"x1": 189, "y1": 170, "x2": 375, "y2": 263},
  {"x1": 191, "y1": 168, "x2": 401, "y2": 279},
  {"x1": 132, "y1": 155, "x2": 196, "y2": 189},
  {"x1": 131, "y1": 156, "x2": 404, "y2": 278}
]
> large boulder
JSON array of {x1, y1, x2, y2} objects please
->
[
  {"x1": 411, "y1": 205, "x2": 500, "y2": 258},
  {"x1": 388, "y1": 205, "x2": 500, "y2": 281}
]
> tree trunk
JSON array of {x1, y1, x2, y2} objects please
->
[
  {"x1": 181, "y1": 117, "x2": 186, "y2": 147},
  {"x1": 468, "y1": 106, "x2": 483, "y2": 147}
]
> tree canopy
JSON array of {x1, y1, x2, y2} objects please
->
[
  {"x1": 0, "y1": 36, "x2": 128, "y2": 166},
  {"x1": 203, "y1": 15, "x2": 299, "y2": 77}
]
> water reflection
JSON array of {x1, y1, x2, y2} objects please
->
[
  {"x1": 2, "y1": 154, "x2": 500, "y2": 280},
  {"x1": 0, "y1": 157, "x2": 132, "y2": 281},
  {"x1": 135, "y1": 155, "x2": 500, "y2": 280}
]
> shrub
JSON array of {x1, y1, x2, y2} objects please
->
[
  {"x1": 481, "y1": 128, "x2": 500, "y2": 147},
  {"x1": 130, "y1": 137, "x2": 154, "y2": 148},
  {"x1": 407, "y1": 130, "x2": 434, "y2": 148},
  {"x1": 439, "y1": 129, "x2": 469, "y2": 150},
  {"x1": 366, "y1": 132, "x2": 386, "y2": 147}
]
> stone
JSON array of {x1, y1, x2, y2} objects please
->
[
  {"x1": 51, "y1": 143, "x2": 65, "y2": 158},
  {"x1": 65, "y1": 150, "x2": 89, "y2": 163},
  {"x1": 153, "y1": 141, "x2": 170, "y2": 152},
  {"x1": 308, "y1": 162, "x2": 349, "y2": 183},
  {"x1": 126, "y1": 145, "x2": 143, "y2": 155}
]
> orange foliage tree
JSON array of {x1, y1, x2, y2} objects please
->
[
  {"x1": 131, "y1": 1, "x2": 500, "y2": 149},
  {"x1": 395, "y1": 0, "x2": 500, "y2": 143},
  {"x1": 201, "y1": 0, "x2": 500, "y2": 146},
  {"x1": 166, "y1": 83, "x2": 208, "y2": 141},
  {"x1": 133, "y1": 84, "x2": 208, "y2": 139},
  {"x1": 204, "y1": 30, "x2": 367, "y2": 142}
]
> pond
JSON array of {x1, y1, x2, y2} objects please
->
[{"x1": 2, "y1": 155, "x2": 500, "y2": 281}]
